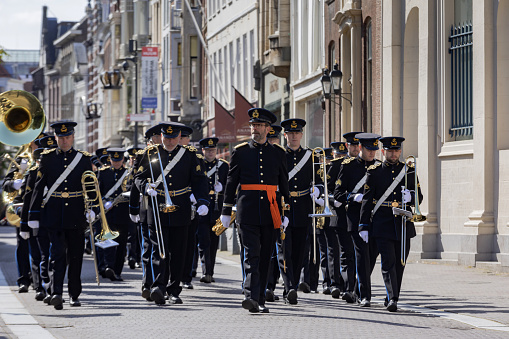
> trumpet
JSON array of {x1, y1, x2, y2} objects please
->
[
  {"x1": 212, "y1": 211, "x2": 236, "y2": 236},
  {"x1": 308, "y1": 147, "x2": 334, "y2": 264},
  {"x1": 400, "y1": 155, "x2": 426, "y2": 266}
]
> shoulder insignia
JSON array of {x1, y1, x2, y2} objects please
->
[
  {"x1": 364, "y1": 184, "x2": 370, "y2": 190},
  {"x1": 331, "y1": 157, "x2": 341, "y2": 162},
  {"x1": 29, "y1": 164, "x2": 39, "y2": 171},
  {"x1": 78, "y1": 150, "x2": 91, "y2": 156},
  {"x1": 196, "y1": 153, "x2": 204, "y2": 159},
  {"x1": 136, "y1": 165, "x2": 144, "y2": 174},
  {"x1": 136, "y1": 149, "x2": 145, "y2": 155},
  {"x1": 196, "y1": 164, "x2": 201, "y2": 171},
  {"x1": 274, "y1": 143, "x2": 286, "y2": 152},
  {"x1": 368, "y1": 162, "x2": 382, "y2": 171},
  {"x1": 144, "y1": 144, "x2": 158, "y2": 152},
  {"x1": 41, "y1": 148, "x2": 57, "y2": 155},
  {"x1": 99, "y1": 166, "x2": 110, "y2": 171},
  {"x1": 37, "y1": 170, "x2": 42, "y2": 178},
  {"x1": 335, "y1": 178, "x2": 342, "y2": 186},
  {"x1": 341, "y1": 157, "x2": 354, "y2": 165},
  {"x1": 234, "y1": 142, "x2": 248, "y2": 149},
  {"x1": 184, "y1": 145, "x2": 197, "y2": 152},
  {"x1": 219, "y1": 158, "x2": 229, "y2": 165}
]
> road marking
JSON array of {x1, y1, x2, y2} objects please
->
[
  {"x1": 216, "y1": 255, "x2": 509, "y2": 332},
  {"x1": 0, "y1": 268, "x2": 56, "y2": 339}
]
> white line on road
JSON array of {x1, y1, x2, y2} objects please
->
[
  {"x1": 216, "y1": 255, "x2": 509, "y2": 332},
  {"x1": 0, "y1": 268, "x2": 56, "y2": 339}
]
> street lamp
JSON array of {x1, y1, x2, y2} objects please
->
[
  {"x1": 84, "y1": 102, "x2": 102, "y2": 120},
  {"x1": 320, "y1": 63, "x2": 351, "y2": 105},
  {"x1": 100, "y1": 69, "x2": 124, "y2": 89}
]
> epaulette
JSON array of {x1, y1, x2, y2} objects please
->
[
  {"x1": 144, "y1": 144, "x2": 158, "y2": 151},
  {"x1": 196, "y1": 153, "x2": 204, "y2": 159},
  {"x1": 331, "y1": 157, "x2": 341, "y2": 162},
  {"x1": 341, "y1": 157, "x2": 354, "y2": 165},
  {"x1": 136, "y1": 149, "x2": 145, "y2": 155},
  {"x1": 29, "y1": 164, "x2": 39, "y2": 171},
  {"x1": 77, "y1": 150, "x2": 91, "y2": 157},
  {"x1": 41, "y1": 148, "x2": 57, "y2": 155},
  {"x1": 368, "y1": 162, "x2": 382, "y2": 171},
  {"x1": 273, "y1": 143, "x2": 286, "y2": 152},
  {"x1": 99, "y1": 165, "x2": 110, "y2": 171},
  {"x1": 234, "y1": 142, "x2": 248, "y2": 149},
  {"x1": 219, "y1": 158, "x2": 229, "y2": 165},
  {"x1": 183, "y1": 145, "x2": 197, "y2": 152}
]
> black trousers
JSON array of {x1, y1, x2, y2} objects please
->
[
  {"x1": 127, "y1": 219, "x2": 141, "y2": 263},
  {"x1": 48, "y1": 229, "x2": 85, "y2": 298},
  {"x1": 266, "y1": 247, "x2": 280, "y2": 291},
  {"x1": 182, "y1": 216, "x2": 199, "y2": 284},
  {"x1": 238, "y1": 223, "x2": 276, "y2": 305},
  {"x1": 329, "y1": 227, "x2": 355, "y2": 292},
  {"x1": 108, "y1": 222, "x2": 128, "y2": 276},
  {"x1": 351, "y1": 231, "x2": 379, "y2": 301},
  {"x1": 300, "y1": 227, "x2": 326, "y2": 291},
  {"x1": 197, "y1": 216, "x2": 219, "y2": 277},
  {"x1": 277, "y1": 226, "x2": 308, "y2": 294},
  {"x1": 149, "y1": 224, "x2": 188, "y2": 297},
  {"x1": 140, "y1": 221, "x2": 153, "y2": 290},
  {"x1": 36, "y1": 227, "x2": 51, "y2": 285},
  {"x1": 15, "y1": 227, "x2": 31, "y2": 287},
  {"x1": 28, "y1": 229, "x2": 43, "y2": 291},
  {"x1": 376, "y1": 236, "x2": 410, "y2": 302}
]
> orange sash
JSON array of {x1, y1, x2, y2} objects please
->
[{"x1": 240, "y1": 184, "x2": 281, "y2": 229}]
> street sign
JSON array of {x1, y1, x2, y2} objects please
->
[{"x1": 141, "y1": 47, "x2": 158, "y2": 109}]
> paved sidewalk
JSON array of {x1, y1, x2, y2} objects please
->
[{"x1": 0, "y1": 226, "x2": 508, "y2": 339}]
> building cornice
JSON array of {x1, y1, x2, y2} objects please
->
[{"x1": 332, "y1": 8, "x2": 362, "y2": 35}]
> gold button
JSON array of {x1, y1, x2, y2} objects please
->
[
  {"x1": 260, "y1": 180, "x2": 264, "y2": 183},
  {"x1": 259, "y1": 152, "x2": 262, "y2": 154},
  {"x1": 64, "y1": 165, "x2": 67, "y2": 168},
  {"x1": 294, "y1": 178, "x2": 297, "y2": 180},
  {"x1": 260, "y1": 159, "x2": 263, "y2": 161},
  {"x1": 64, "y1": 187, "x2": 68, "y2": 190},
  {"x1": 294, "y1": 200, "x2": 297, "y2": 203},
  {"x1": 392, "y1": 170, "x2": 394, "y2": 173},
  {"x1": 260, "y1": 166, "x2": 263, "y2": 168},
  {"x1": 294, "y1": 163, "x2": 297, "y2": 166},
  {"x1": 64, "y1": 180, "x2": 67, "y2": 182},
  {"x1": 169, "y1": 183, "x2": 172, "y2": 186},
  {"x1": 115, "y1": 179, "x2": 117, "y2": 181},
  {"x1": 64, "y1": 158, "x2": 67, "y2": 161},
  {"x1": 169, "y1": 175, "x2": 172, "y2": 178},
  {"x1": 261, "y1": 196, "x2": 264, "y2": 200},
  {"x1": 260, "y1": 173, "x2": 263, "y2": 176},
  {"x1": 65, "y1": 203, "x2": 68, "y2": 206},
  {"x1": 294, "y1": 185, "x2": 298, "y2": 188}
]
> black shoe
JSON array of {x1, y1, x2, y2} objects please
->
[
  {"x1": 18, "y1": 285, "x2": 29, "y2": 293},
  {"x1": 258, "y1": 304, "x2": 270, "y2": 313},
  {"x1": 298, "y1": 282, "x2": 311, "y2": 293},
  {"x1": 274, "y1": 295, "x2": 280, "y2": 301},
  {"x1": 359, "y1": 298, "x2": 371, "y2": 307},
  {"x1": 84, "y1": 247, "x2": 92, "y2": 255},
  {"x1": 322, "y1": 286, "x2": 331, "y2": 295},
  {"x1": 331, "y1": 287, "x2": 341, "y2": 299},
  {"x1": 112, "y1": 274, "x2": 123, "y2": 282},
  {"x1": 150, "y1": 287, "x2": 165, "y2": 305},
  {"x1": 70, "y1": 298, "x2": 81, "y2": 307},
  {"x1": 43, "y1": 294, "x2": 52, "y2": 305},
  {"x1": 387, "y1": 300, "x2": 398, "y2": 312},
  {"x1": 285, "y1": 289, "x2": 298, "y2": 305},
  {"x1": 200, "y1": 275, "x2": 212, "y2": 283},
  {"x1": 104, "y1": 268, "x2": 115, "y2": 281},
  {"x1": 141, "y1": 288, "x2": 153, "y2": 301},
  {"x1": 50, "y1": 294, "x2": 63, "y2": 310},
  {"x1": 169, "y1": 295, "x2": 183, "y2": 304},
  {"x1": 99, "y1": 270, "x2": 106, "y2": 278},
  {"x1": 242, "y1": 298, "x2": 259, "y2": 313},
  {"x1": 35, "y1": 290, "x2": 47, "y2": 301},
  {"x1": 128, "y1": 258, "x2": 136, "y2": 269},
  {"x1": 265, "y1": 289, "x2": 275, "y2": 302},
  {"x1": 342, "y1": 291, "x2": 356, "y2": 303},
  {"x1": 182, "y1": 282, "x2": 194, "y2": 289}
]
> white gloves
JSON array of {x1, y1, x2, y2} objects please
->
[
  {"x1": 28, "y1": 220, "x2": 39, "y2": 229},
  {"x1": 85, "y1": 210, "x2": 96, "y2": 223},
  {"x1": 311, "y1": 186, "x2": 320, "y2": 198},
  {"x1": 314, "y1": 197, "x2": 324, "y2": 207},
  {"x1": 20, "y1": 231, "x2": 30, "y2": 240},
  {"x1": 353, "y1": 193, "x2": 364, "y2": 203},
  {"x1": 214, "y1": 182, "x2": 223, "y2": 193},
  {"x1": 334, "y1": 200, "x2": 342, "y2": 208},
  {"x1": 281, "y1": 216, "x2": 289, "y2": 232},
  {"x1": 145, "y1": 183, "x2": 157, "y2": 197},
  {"x1": 12, "y1": 179, "x2": 23, "y2": 190},
  {"x1": 402, "y1": 188, "x2": 411, "y2": 203},
  {"x1": 130, "y1": 214, "x2": 140, "y2": 223},
  {"x1": 19, "y1": 159, "x2": 28, "y2": 172},
  {"x1": 103, "y1": 200, "x2": 113, "y2": 210},
  {"x1": 220, "y1": 215, "x2": 231, "y2": 228},
  {"x1": 197, "y1": 205, "x2": 209, "y2": 216},
  {"x1": 359, "y1": 230, "x2": 369, "y2": 243},
  {"x1": 190, "y1": 193, "x2": 197, "y2": 204}
]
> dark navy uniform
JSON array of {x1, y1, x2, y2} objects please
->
[
  {"x1": 134, "y1": 123, "x2": 209, "y2": 304},
  {"x1": 197, "y1": 139, "x2": 228, "y2": 282},
  {"x1": 222, "y1": 108, "x2": 289, "y2": 312},
  {"x1": 359, "y1": 136, "x2": 423, "y2": 311},
  {"x1": 28, "y1": 121, "x2": 92, "y2": 309},
  {"x1": 333, "y1": 134, "x2": 381, "y2": 303}
]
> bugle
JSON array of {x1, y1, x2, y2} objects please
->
[{"x1": 212, "y1": 210, "x2": 236, "y2": 236}]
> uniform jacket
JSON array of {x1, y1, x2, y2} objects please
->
[
  {"x1": 28, "y1": 147, "x2": 92, "y2": 230},
  {"x1": 326, "y1": 156, "x2": 348, "y2": 228},
  {"x1": 222, "y1": 139, "x2": 289, "y2": 226},
  {"x1": 134, "y1": 144, "x2": 209, "y2": 227},
  {"x1": 98, "y1": 165, "x2": 130, "y2": 225},
  {"x1": 359, "y1": 160, "x2": 423, "y2": 240},
  {"x1": 20, "y1": 164, "x2": 39, "y2": 232},
  {"x1": 202, "y1": 157, "x2": 229, "y2": 224},
  {"x1": 333, "y1": 156, "x2": 379, "y2": 232},
  {"x1": 128, "y1": 151, "x2": 148, "y2": 223}
]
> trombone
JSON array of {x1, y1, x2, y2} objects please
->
[
  {"x1": 308, "y1": 147, "x2": 334, "y2": 264},
  {"x1": 399, "y1": 155, "x2": 426, "y2": 266},
  {"x1": 81, "y1": 170, "x2": 119, "y2": 285}
]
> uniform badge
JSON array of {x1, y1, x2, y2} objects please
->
[
  {"x1": 114, "y1": 152, "x2": 119, "y2": 158},
  {"x1": 252, "y1": 110, "x2": 259, "y2": 118},
  {"x1": 364, "y1": 184, "x2": 369, "y2": 190},
  {"x1": 269, "y1": 129, "x2": 275, "y2": 135},
  {"x1": 391, "y1": 138, "x2": 397, "y2": 146},
  {"x1": 335, "y1": 179, "x2": 341, "y2": 186},
  {"x1": 61, "y1": 124, "x2": 67, "y2": 133},
  {"x1": 208, "y1": 139, "x2": 214, "y2": 146},
  {"x1": 291, "y1": 120, "x2": 297, "y2": 129},
  {"x1": 196, "y1": 164, "x2": 201, "y2": 171},
  {"x1": 103, "y1": 149, "x2": 108, "y2": 155},
  {"x1": 47, "y1": 139, "x2": 54, "y2": 145},
  {"x1": 373, "y1": 140, "x2": 378, "y2": 146},
  {"x1": 166, "y1": 126, "x2": 173, "y2": 134},
  {"x1": 339, "y1": 144, "x2": 345, "y2": 151},
  {"x1": 137, "y1": 166, "x2": 143, "y2": 173},
  {"x1": 353, "y1": 137, "x2": 359, "y2": 142}
]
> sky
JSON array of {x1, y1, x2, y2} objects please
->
[{"x1": 0, "y1": 0, "x2": 89, "y2": 50}]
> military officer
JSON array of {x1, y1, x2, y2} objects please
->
[
  {"x1": 125, "y1": 147, "x2": 142, "y2": 269},
  {"x1": 133, "y1": 122, "x2": 209, "y2": 305},
  {"x1": 333, "y1": 132, "x2": 381, "y2": 307},
  {"x1": 220, "y1": 108, "x2": 289, "y2": 314},
  {"x1": 95, "y1": 148, "x2": 109, "y2": 167},
  {"x1": 97, "y1": 148, "x2": 130, "y2": 281},
  {"x1": 28, "y1": 121, "x2": 93, "y2": 310},
  {"x1": 359, "y1": 136, "x2": 423, "y2": 312},
  {"x1": 267, "y1": 125, "x2": 282, "y2": 145},
  {"x1": 196, "y1": 137, "x2": 228, "y2": 283}
]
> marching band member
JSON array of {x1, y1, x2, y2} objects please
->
[{"x1": 126, "y1": 147, "x2": 142, "y2": 269}]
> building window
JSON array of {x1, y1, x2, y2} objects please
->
[
  {"x1": 366, "y1": 20, "x2": 372, "y2": 133},
  {"x1": 306, "y1": 97, "x2": 323, "y2": 148},
  {"x1": 449, "y1": 0, "x2": 473, "y2": 139},
  {"x1": 190, "y1": 36, "x2": 198, "y2": 98}
]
